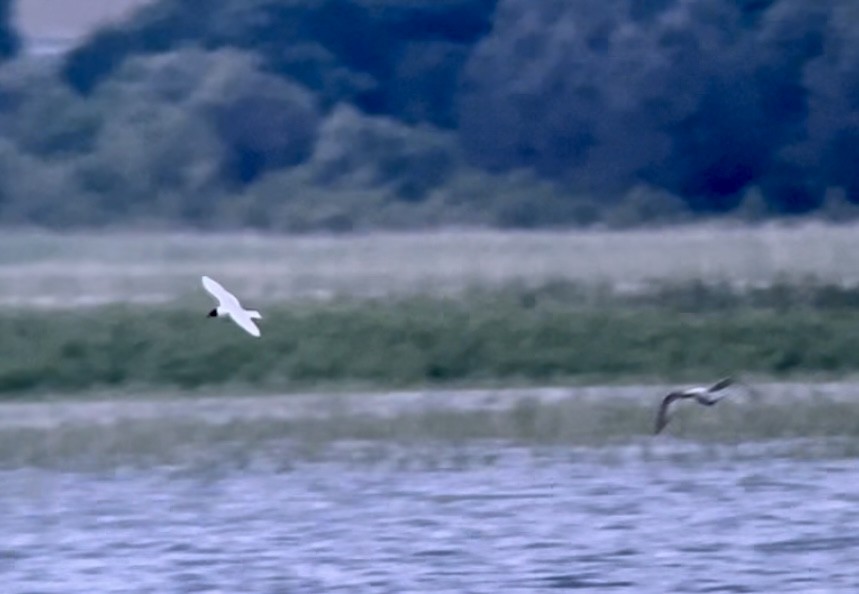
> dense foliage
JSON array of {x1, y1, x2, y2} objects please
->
[
  {"x1": 0, "y1": 0, "x2": 857, "y2": 229},
  {"x1": 0, "y1": 0, "x2": 16, "y2": 60}
]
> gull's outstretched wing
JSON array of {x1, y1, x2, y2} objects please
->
[
  {"x1": 230, "y1": 311, "x2": 261, "y2": 338},
  {"x1": 654, "y1": 392, "x2": 686, "y2": 434},
  {"x1": 708, "y1": 377, "x2": 734, "y2": 393},
  {"x1": 202, "y1": 276, "x2": 239, "y2": 307},
  {"x1": 692, "y1": 377, "x2": 735, "y2": 405}
]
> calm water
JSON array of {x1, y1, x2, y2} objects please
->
[{"x1": 3, "y1": 388, "x2": 859, "y2": 593}]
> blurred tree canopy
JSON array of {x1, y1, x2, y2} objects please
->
[
  {"x1": 0, "y1": 0, "x2": 17, "y2": 60},
  {"x1": 0, "y1": 0, "x2": 855, "y2": 230}
]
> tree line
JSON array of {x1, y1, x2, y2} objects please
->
[{"x1": 0, "y1": 0, "x2": 856, "y2": 230}]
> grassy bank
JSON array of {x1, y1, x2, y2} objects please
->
[{"x1": 3, "y1": 281, "x2": 859, "y2": 397}]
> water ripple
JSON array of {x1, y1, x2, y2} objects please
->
[{"x1": 3, "y1": 391, "x2": 859, "y2": 591}]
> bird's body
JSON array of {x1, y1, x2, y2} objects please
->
[
  {"x1": 654, "y1": 377, "x2": 734, "y2": 434},
  {"x1": 202, "y1": 276, "x2": 262, "y2": 337}
]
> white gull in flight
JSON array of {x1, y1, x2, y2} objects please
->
[{"x1": 202, "y1": 275, "x2": 262, "y2": 338}]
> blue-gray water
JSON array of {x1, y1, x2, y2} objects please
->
[{"x1": 4, "y1": 386, "x2": 859, "y2": 593}]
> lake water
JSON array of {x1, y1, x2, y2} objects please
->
[{"x1": 3, "y1": 387, "x2": 859, "y2": 593}]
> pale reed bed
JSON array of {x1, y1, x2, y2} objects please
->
[
  {"x1": 1, "y1": 223, "x2": 859, "y2": 308},
  {"x1": 1, "y1": 382, "x2": 859, "y2": 469}
]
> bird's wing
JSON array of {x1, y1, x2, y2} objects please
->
[
  {"x1": 695, "y1": 393, "x2": 722, "y2": 406},
  {"x1": 230, "y1": 311, "x2": 261, "y2": 338},
  {"x1": 202, "y1": 276, "x2": 239, "y2": 307},
  {"x1": 708, "y1": 377, "x2": 734, "y2": 393},
  {"x1": 654, "y1": 392, "x2": 685, "y2": 434}
]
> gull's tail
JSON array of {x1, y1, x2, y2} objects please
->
[{"x1": 248, "y1": 310, "x2": 262, "y2": 320}]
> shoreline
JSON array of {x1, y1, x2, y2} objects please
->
[{"x1": 2, "y1": 378, "x2": 857, "y2": 428}]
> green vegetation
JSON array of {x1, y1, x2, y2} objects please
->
[
  {"x1": 4, "y1": 281, "x2": 859, "y2": 397},
  {"x1": 0, "y1": 0, "x2": 857, "y2": 230}
]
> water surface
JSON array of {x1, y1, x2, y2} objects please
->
[{"x1": 4, "y1": 387, "x2": 859, "y2": 592}]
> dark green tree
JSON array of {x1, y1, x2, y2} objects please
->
[{"x1": 0, "y1": 0, "x2": 19, "y2": 60}]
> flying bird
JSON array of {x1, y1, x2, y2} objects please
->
[
  {"x1": 653, "y1": 377, "x2": 735, "y2": 435},
  {"x1": 202, "y1": 275, "x2": 262, "y2": 338}
]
